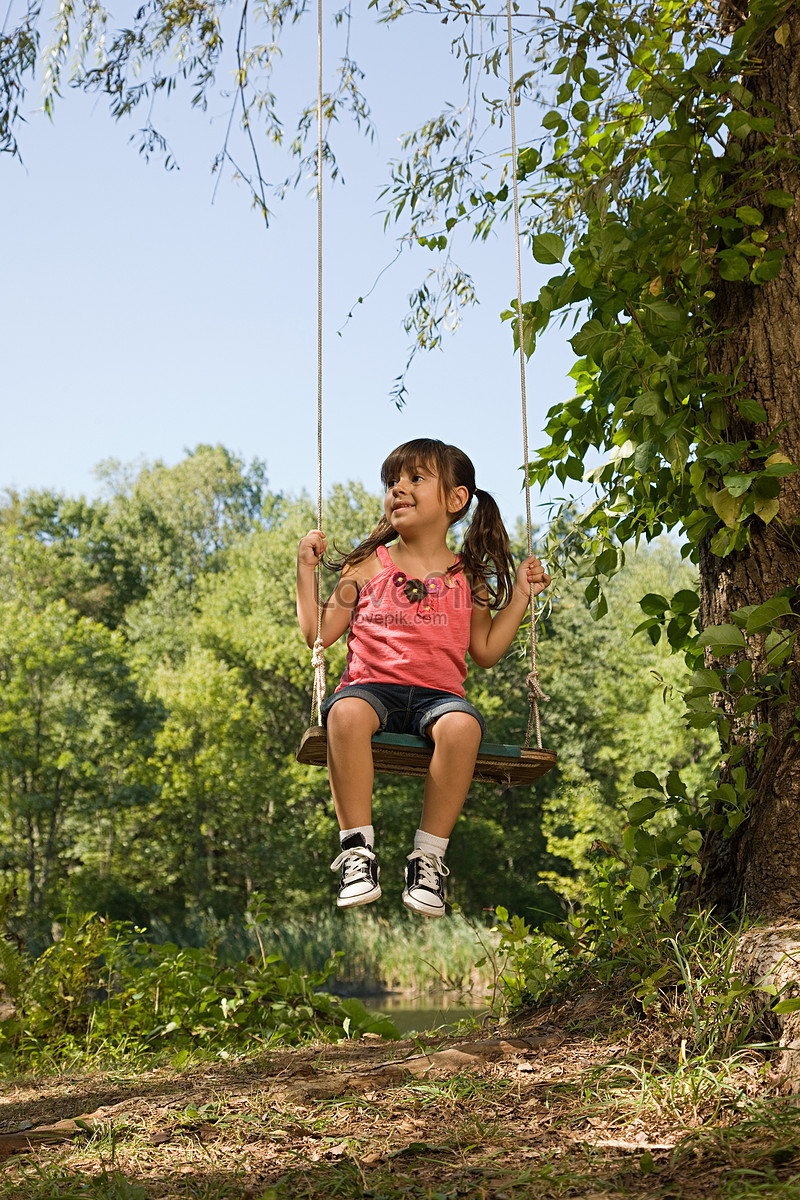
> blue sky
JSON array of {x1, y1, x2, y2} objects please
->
[{"x1": 2, "y1": 3, "x2": 578, "y2": 528}]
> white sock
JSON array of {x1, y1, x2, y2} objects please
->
[
  {"x1": 340, "y1": 824, "x2": 374, "y2": 849},
  {"x1": 414, "y1": 829, "x2": 449, "y2": 859}
]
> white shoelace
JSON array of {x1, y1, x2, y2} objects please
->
[
  {"x1": 330, "y1": 844, "x2": 376, "y2": 886},
  {"x1": 407, "y1": 849, "x2": 450, "y2": 891}
]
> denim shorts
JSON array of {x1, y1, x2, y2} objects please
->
[{"x1": 321, "y1": 682, "x2": 486, "y2": 741}]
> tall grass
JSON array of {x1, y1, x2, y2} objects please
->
[
  {"x1": 272, "y1": 911, "x2": 497, "y2": 995},
  {"x1": 149, "y1": 908, "x2": 498, "y2": 997}
]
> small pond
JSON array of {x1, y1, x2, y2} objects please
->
[{"x1": 365, "y1": 992, "x2": 489, "y2": 1036}]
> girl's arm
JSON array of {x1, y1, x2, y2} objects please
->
[
  {"x1": 468, "y1": 556, "x2": 550, "y2": 668},
  {"x1": 296, "y1": 529, "x2": 360, "y2": 648}
]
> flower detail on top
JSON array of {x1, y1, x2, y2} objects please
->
[
  {"x1": 403, "y1": 578, "x2": 427, "y2": 603},
  {"x1": 391, "y1": 570, "x2": 442, "y2": 610}
]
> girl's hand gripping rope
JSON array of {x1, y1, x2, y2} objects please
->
[
  {"x1": 298, "y1": 529, "x2": 327, "y2": 568},
  {"x1": 516, "y1": 555, "x2": 551, "y2": 600}
]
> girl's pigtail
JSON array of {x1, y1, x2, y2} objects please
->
[
  {"x1": 324, "y1": 516, "x2": 396, "y2": 573},
  {"x1": 461, "y1": 488, "x2": 515, "y2": 610}
]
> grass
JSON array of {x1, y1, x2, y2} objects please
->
[
  {"x1": 5, "y1": 1052, "x2": 800, "y2": 1199},
  {"x1": 239, "y1": 908, "x2": 497, "y2": 996}
]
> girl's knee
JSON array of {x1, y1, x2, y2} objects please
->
[
  {"x1": 430, "y1": 710, "x2": 482, "y2": 747},
  {"x1": 327, "y1": 697, "x2": 380, "y2": 738}
]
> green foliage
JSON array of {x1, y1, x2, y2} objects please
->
[
  {"x1": 524, "y1": 536, "x2": 717, "y2": 898},
  {"x1": 634, "y1": 588, "x2": 799, "y2": 805},
  {"x1": 0, "y1": 905, "x2": 399, "y2": 1072},
  {"x1": 380, "y1": 0, "x2": 798, "y2": 575},
  {"x1": 0, "y1": 596, "x2": 157, "y2": 921},
  {"x1": 492, "y1": 884, "x2": 773, "y2": 1060}
]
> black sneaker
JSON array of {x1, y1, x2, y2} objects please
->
[
  {"x1": 402, "y1": 849, "x2": 449, "y2": 918},
  {"x1": 330, "y1": 833, "x2": 381, "y2": 908}
]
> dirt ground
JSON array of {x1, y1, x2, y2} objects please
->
[{"x1": 1, "y1": 1002, "x2": 799, "y2": 1199}]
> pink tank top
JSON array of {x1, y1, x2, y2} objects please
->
[{"x1": 338, "y1": 544, "x2": 473, "y2": 696}]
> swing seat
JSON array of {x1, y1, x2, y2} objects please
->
[{"x1": 296, "y1": 726, "x2": 556, "y2": 786}]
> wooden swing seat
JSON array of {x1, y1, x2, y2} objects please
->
[{"x1": 296, "y1": 725, "x2": 556, "y2": 786}]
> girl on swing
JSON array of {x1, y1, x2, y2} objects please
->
[{"x1": 296, "y1": 438, "x2": 550, "y2": 917}]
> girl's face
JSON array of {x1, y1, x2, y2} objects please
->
[{"x1": 383, "y1": 461, "x2": 467, "y2": 532}]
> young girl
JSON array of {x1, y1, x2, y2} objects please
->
[{"x1": 296, "y1": 438, "x2": 550, "y2": 918}]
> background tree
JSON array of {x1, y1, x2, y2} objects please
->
[{"x1": 0, "y1": 598, "x2": 155, "y2": 926}]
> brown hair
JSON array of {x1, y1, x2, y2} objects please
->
[{"x1": 326, "y1": 438, "x2": 515, "y2": 609}]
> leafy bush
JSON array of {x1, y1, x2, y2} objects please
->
[
  {"x1": 0, "y1": 904, "x2": 398, "y2": 1072},
  {"x1": 489, "y1": 846, "x2": 777, "y2": 1062}
]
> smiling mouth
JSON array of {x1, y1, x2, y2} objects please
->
[{"x1": 392, "y1": 503, "x2": 413, "y2": 511}]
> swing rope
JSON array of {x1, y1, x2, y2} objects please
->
[
  {"x1": 505, "y1": 0, "x2": 549, "y2": 750},
  {"x1": 311, "y1": 0, "x2": 326, "y2": 725}
]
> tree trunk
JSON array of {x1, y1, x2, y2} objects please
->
[{"x1": 697, "y1": 5, "x2": 800, "y2": 919}]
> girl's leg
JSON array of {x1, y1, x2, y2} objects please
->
[
  {"x1": 419, "y1": 711, "x2": 483, "y2": 836},
  {"x1": 404, "y1": 711, "x2": 482, "y2": 918},
  {"x1": 327, "y1": 697, "x2": 382, "y2": 909},
  {"x1": 326, "y1": 697, "x2": 381, "y2": 829}
]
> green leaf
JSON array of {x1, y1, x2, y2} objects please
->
[
  {"x1": 532, "y1": 232, "x2": 565, "y2": 264},
  {"x1": 753, "y1": 496, "x2": 780, "y2": 524},
  {"x1": 518, "y1": 147, "x2": 541, "y2": 176},
  {"x1": 735, "y1": 205, "x2": 763, "y2": 226},
  {"x1": 629, "y1": 864, "x2": 650, "y2": 892},
  {"x1": 632, "y1": 617, "x2": 662, "y2": 643},
  {"x1": 620, "y1": 896, "x2": 651, "y2": 926},
  {"x1": 764, "y1": 188, "x2": 795, "y2": 209},
  {"x1": 752, "y1": 252, "x2": 787, "y2": 284},
  {"x1": 773, "y1": 998, "x2": 800, "y2": 1014},
  {"x1": 766, "y1": 629, "x2": 795, "y2": 666},
  {"x1": 763, "y1": 456, "x2": 797, "y2": 477},
  {"x1": 665, "y1": 769, "x2": 688, "y2": 797},
  {"x1": 711, "y1": 488, "x2": 744, "y2": 529},
  {"x1": 633, "y1": 770, "x2": 663, "y2": 791},
  {"x1": 640, "y1": 593, "x2": 669, "y2": 616},
  {"x1": 688, "y1": 668, "x2": 723, "y2": 692},
  {"x1": 571, "y1": 320, "x2": 617, "y2": 359},
  {"x1": 744, "y1": 596, "x2": 793, "y2": 634},
  {"x1": 701, "y1": 442, "x2": 750, "y2": 468},
  {"x1": 642, "y1": 299, "x2": 683, "y2": 326},
  {"x1": 735, "y1": 396, "x2": 768, "y2": 422},
  {"x1": 717, "y1": 250, "x2": 750, "y2": 281},
  {"x1": 697, "y1": 624, "x2": 746, "y2": 654},
  {"x1": 595, "y1": 546, "x2": 619, "y2": 574},
  {"x1": 632, "y1": 390, "x2": 662, "y2": 416},
  {"x1": 628, "y1": 797, "x2": 663, "y2": 826},
  {"x1": 634, "y1": 440, "x2": 658, "y2": 472},
  {"x1": 722, "y1": 472, "x2": 755, "y2": 497},
  {"x1": 670, "y1": 590, "x2": 699, "y2": 615}
]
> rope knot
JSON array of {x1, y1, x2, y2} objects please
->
[
  {"x1": 311, "y1": 636, "x2": 327, "y2": 723},
  {"x1": 526, "y1": 670, "x2": 550, "y2": 704},
  {"x1": 312, "y1": 637, "x2": 325, "y2": 671}
]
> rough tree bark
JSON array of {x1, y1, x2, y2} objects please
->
[
  {"x1": 699, "y1": 3, "x2": 800, "y2": 918},
  {"x1": 697, "y1": 2, "x2": 800, "y2": 1084}
]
